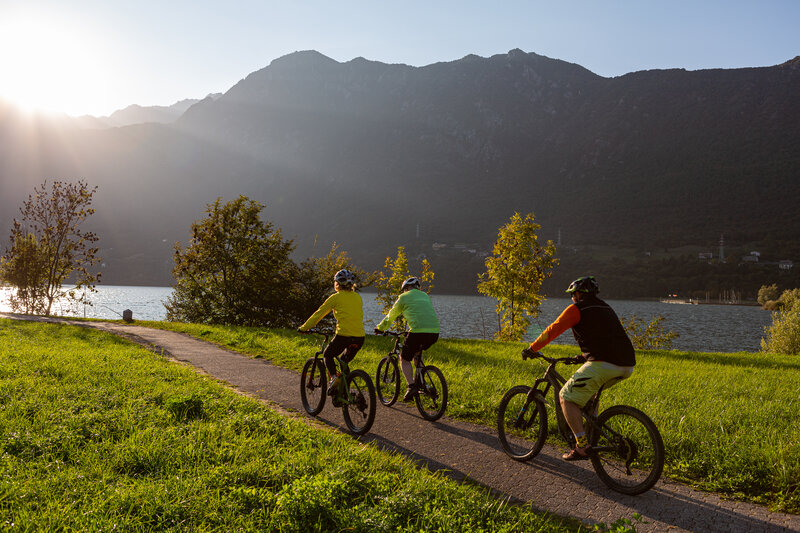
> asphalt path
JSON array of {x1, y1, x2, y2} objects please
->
[{"x1": 3, "y1": 314, "x2": 798, "y2": 533}]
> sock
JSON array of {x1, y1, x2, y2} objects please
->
[{"x1": 575, "y1": 432, "x2": 588, "y2": 449}]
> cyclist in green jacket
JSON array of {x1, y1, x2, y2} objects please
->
[
  {"x1": 374, "y1": 277, "x2": 440, "y2": 401},
  {"x1": 298, "y1": 269, "x2": 365, "y2": 395}
]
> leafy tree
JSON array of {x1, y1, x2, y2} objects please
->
[
  {"x1": 1, "y1": 180, "x2": 100, "y2": 315},
  {"x1": 761, "y1": 288, "x2": 800, "y2": 355},
  {"x1": 292, "y1": 242, "x2": 376, "y2": 329},
  {"x1": 620, "y1": 314, "x2": 679, "y2": 350},
  {"x1": 373, "y1": 246, "x2": 434, "y2": 330},
  {"x1": 758, "y1": 283, "x2": 781, "y2": 308},
  {"x1": 478, "y1": 212, "x2": 557, "y2": 341},
  {"x1": 165, "y1": 196, "x2": 296, "y2": 327}
]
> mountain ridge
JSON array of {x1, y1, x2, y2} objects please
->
[{"x1": 1, "y1": 49, "x2": 798, "y2": 296}]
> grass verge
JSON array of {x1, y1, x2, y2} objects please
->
[
  {"x1": 138, "y1": 320, "x2": 800, "y2": 513},
  {"x1": 0, "y1": 318, "x2": 589, "y2": 531}
]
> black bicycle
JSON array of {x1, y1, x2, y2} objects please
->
[
  {"x1": 497, "y1": 349, "x2": 664, "y2": 495},
  {"x1": 299, "y1": 329, "x2": 376, "y2": 435},
  {"x1": 375, "y1": 330, "x2": 448, "y2": 421}
]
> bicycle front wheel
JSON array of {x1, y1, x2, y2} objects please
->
[
  {"x1": 414, "y1": 365, "x2": 448, "y2": 421},
  {"x1": 497, "y1": 385, "x2": 548, "y2": 461},
  {"x1": 590, "y1": 404, "x2": 664, "y2": 495},
  {"x1": 376, "y1": 356, "x2": 400, "y2": 406},
  {"x1": 342, "y1": 369, "x2": 376, "y2": 435},
  {"x1": 300, "y1": 358, "x2": 326, "y2": 416}
]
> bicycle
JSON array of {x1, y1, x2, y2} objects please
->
[
  {"x1": 374, "y1": 330, "x2": 448, "y2": 421},
  {"x1": 299, "y1": 329, "x2": 376, "y2": 435},
  {"x1": 496, "y1": 349, "x2": 664, "y2": 495}
]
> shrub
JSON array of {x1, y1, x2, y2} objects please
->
[
  {"x1": 762, "y1": 289, "x2": 800, "y2": 355},
  {"x1": 620, "y1": 314, "x2": 679, "y2": 349}
]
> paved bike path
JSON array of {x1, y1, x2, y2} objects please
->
[{"x1": 4, "y1": 314, "x2": 798, "y2": 533}]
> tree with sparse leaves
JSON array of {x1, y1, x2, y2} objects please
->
[
  {"x1": 165, "y1": 196, "x2": 296, "y2": 326},
  {"x1": 1, "y1": 180, "x2": 100, "y2": 316},
  {"x1": 374, "y1": 246, "x2": 434, "y2": 330},
  {"x1": 291, "y1": 242, "x2": 376, "y2": 328},
  {"x1": 478, "y1": 212, "x2": 557, "y2": 341}
]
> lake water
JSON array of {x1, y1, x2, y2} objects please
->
[{"x1": 0, "y1": 285, "x2": 773, "y2": 353}]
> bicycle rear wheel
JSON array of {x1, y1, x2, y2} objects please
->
[
  {"x1": 496, "y1": 385, "x2": 548, "y2": 461},
  {"x1": 589, "y1": 404, "x2": 664, "y2": 495},
  {"x1": 376, "y1": 356, "x2": 400, "y2": 406},
  {"x1": 300, "y1": 358, "x2": 326, "y2": 415},
  {"x1": 414, "y1": 365, "x2": 448, "y2": 421},
  {"x1": 342, "y1": 369, "x2": 376, "y2": 435}
]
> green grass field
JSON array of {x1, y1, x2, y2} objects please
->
[
  {"x1": 0, "y1": 318, "x2": 593, "y2": 532},
  {"x1": 140, "y1": 320, "x2": 800, "y2": 513}
]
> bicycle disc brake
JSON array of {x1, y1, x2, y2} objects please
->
[{"x1": 621, "y1": 437, "x2": 639, "y2": 475}]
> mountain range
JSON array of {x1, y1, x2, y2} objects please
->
[{"x1": 1, "y1": 49, "x2": 799, "y2": 295}]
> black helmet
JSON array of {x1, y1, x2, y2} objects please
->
[
  {"x1": 401, "y1": 277, "x2": 421, "y2": 292},
  {"x1": 566, "y1": 276, "x2": 599, "y2": 294},
  {"x1": 334, "y1": 269, "x2": 356, "y2": 288}
]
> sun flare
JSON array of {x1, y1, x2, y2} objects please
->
[{"x1": 0, "y1": 10, "x2": 110, "y2": 115}]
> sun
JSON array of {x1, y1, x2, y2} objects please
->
[{"x1": 0, "y1": 9, "x2": 111, "y2": 115}]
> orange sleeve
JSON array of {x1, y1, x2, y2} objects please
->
[{"x1": 529, "y1": 304, "x2": 580, "y2": 352}]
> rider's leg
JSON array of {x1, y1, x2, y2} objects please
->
[{"x1": 401, "y1": 358, "x2": 414, "y2": 385}]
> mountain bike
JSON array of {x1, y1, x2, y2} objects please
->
[
  {"x1": 497, "y1": 349, "x2": 664, "y2": 495},
  {"x1": 299, "y1": 329, "x2": 376, "y2": 435},
  {"x1": 374, "y1": 330, "x2": 448, "y2": 421}
]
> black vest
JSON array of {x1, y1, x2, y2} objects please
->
[{"x1": 572, "y1": 297, "x2": 636, "y2": 367}]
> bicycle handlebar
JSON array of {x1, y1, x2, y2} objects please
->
[
  {"x1": 375, "y1": 330, "x2": 408, "y2": 338},
  {"x1": 521, "y1": 348, "x2": 584, "y2": 365}
]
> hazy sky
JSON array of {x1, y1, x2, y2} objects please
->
[{"x1": 1, "y1": 0, "x2": 797, "y2": 116}]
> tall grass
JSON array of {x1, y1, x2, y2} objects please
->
[
  {"x1": 142, "y1": 320, "x2": 800, "y2": 513},
  {"x1": 0, "y1": 319, "x2": 584, "y2": 531}
]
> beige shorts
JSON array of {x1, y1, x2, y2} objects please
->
[{"x1": 559, "y1": 361, "x2": 634, "y2": 407}]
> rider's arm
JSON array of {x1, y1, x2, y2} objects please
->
[
  {"x1": 529, "y1": 304, "x2": 580, "y2": 351},
  {"x1": 298, "y1": 293, "x2": 337, "y2": 331},
  {"x1": 375, "y1": 297, "x2": 404, "y2": 331}
]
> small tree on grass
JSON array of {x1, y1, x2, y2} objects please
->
[
  {"x1": 477, "y1": 212, "x2": 557, "y2": 341},
  {"x1": 165, "y1": 196, "x2": 296, "y2": 327},
  {"x1": 373, "y1": 246, "x2": 434, "y2": 330},
  {"x1": 1, "y1": 180, "x2": 100, "y2": 316},
  {"x1": 292, "y1": 242, "x2": 375, "y2": 329},
  {"x1": 621, "y1": 314, "x2": 679, "y2": 349},
  {"x1": 761, "y1": 288, "x2": 800, "y2": 355}
]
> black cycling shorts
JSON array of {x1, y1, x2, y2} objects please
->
[
  {"x1": 323, "y1": 335, "x2": 364, "y2": 374},
  {"x1": 401, "y1": 332, "x2": 439, "y2": 362}
]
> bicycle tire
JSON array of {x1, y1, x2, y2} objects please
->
[
  {"x1": 589, "y1": 404, "x2": 664, "y2": 495},
  {"x1": 341, "y1": 369, "x2": 376, "y2": 435},
  {"x1": 376, "y1": 356, "x2": 400, "y2": 406},
  {"x1": 300, "y1": 358, "x2": 326, "y2": 416},
  {"x1": 496, "y1": 385, "x2": 548, "y2": 461},
  {"x1": 414, "y1": 365, "x2": 448, "y2": 421}
]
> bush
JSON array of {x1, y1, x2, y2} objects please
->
[
  {"x1": 762, "y1": 289, "x2": 800, "y2": 355},
  {"x1": 620, "y1": 314, "x2": 679, "y2": 349}
]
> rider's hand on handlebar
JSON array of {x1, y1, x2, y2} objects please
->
[{"x1": 521, "y1": 348, "x2": 540, "y2": 360}]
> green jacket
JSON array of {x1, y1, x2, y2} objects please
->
[{"x1": 376, "y1": 289, "x2": 440, "y2": 333}]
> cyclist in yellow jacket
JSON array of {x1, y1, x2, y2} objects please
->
[{"x1": 298, "y1": 269, "x2": 365, "y2": 395}]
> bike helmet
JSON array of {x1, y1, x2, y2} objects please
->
[
  {"x1": 566, "y1": 276, "x2": 599, "y2": 294},
  {"x1": 334, "y1": 269, "x2": 356, "y2": 287},
  {"x1": 401, "y1": 277, "x2": 421, "y2": 292}
]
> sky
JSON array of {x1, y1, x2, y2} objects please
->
[{"x1": 0, "y1": 0, "x2": 797, "y2": 117}]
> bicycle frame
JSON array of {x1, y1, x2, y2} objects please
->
[
  {"x1": 529, "y1": 354, "x2": 604, "y2": 449},
  {"x1": 307, "y1": 330, "x2": 358, "y2": 405},
  {"x1": 384, "y1": 331, "x2": 425, "y2": 378}
]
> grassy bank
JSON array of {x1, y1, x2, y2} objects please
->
[
  {"x1": 0, "y1": 319, "x2": 590, "y2": 532},
  {"x1": 140, "y1": 320, "x2": 800, "y2": 513}
]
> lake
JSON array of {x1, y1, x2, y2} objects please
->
[{"x1": 0, "y1": 285, "x2": 774, "y2": 353}]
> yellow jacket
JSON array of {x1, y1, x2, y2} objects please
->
[{"x1": 299, "y1": 290, "x2": 365, "y2": 337}]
